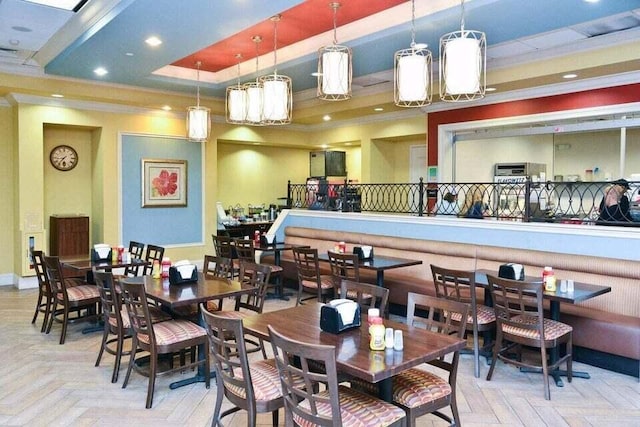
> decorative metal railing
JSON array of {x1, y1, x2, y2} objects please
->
[{"x1": 287, "y1": 179, "x2": 640, "y2": 226}]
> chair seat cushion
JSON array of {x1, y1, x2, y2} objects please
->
[
  {"x1": 345, "y1": 289, "x2": 372, "y2": 300},
  {"x1": 65, "y1": 285, "x2": 100, "y2": 301},
  {"x1": 392, "y1": 368, "x2": 452, "y2": 408},
  {"x1": 226, "y1": 359, "x2": 283, "y2": 402},
  {"x1": 214, "y1": 310, "x2": 251, "y2": 320},
  {"x1": 301, "y1": 276, "x2": 333, "y2": 290},
  {"x1": 450, "y1": 304, "x2": 496, "y2": 325},
  {"x1": 295, "y1": 385, "x2": 405, "y2": 427},
  {"x1": 140, "y1": 320, "x2": 206, "y2": 345},
  {"x1": 504, "y1": 316, "x2": 573, "y2": 341}
]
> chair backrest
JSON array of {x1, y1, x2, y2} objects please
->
[
  {"x1": 94, "y1": 270, "x2": 123, "y2": 330},
  {"x1": 43, "y1": 255, "x2": 68, "y2": 304},
  {"x1": 125, "y1": 241, "x2": 146, "y2": 276},
  {"x1": 235, "y1": 261, "x2": 271, "y2": 314},
  {"x1": 406, "y1": 292, "x2": 468, "y2": 372},
  {"x1": 486, "y1": 274, "x2": 544, "y2": 337},
  {"x1": 203, "y1": 255, "x2": 233, "y2": 280},
  {"x1": 120, "y1": 279, "x2": 155, "y2": 348},
  {"x1": 212, "y1": 234, "x2": 236, "y2": 259},
  {"x1": 200, "y1": 305, "x2": 258, "y2": 409},
  {"x1": 269, "y1": 325, "x2": 342, "y2": 426},
  {"x1": 339, "y1": 280, "x2": 389, "y2": 315},
  {"x1": 143, "y1": 244, "x2": 165, "y2": 275},
  {"x1": 31, "y1": 249, "x2": 49, "y2": 295},
  {"x1": 431, "y1": 264, "x2": 478, "y2": 306},
  {"x1": 292, "y1": 246, "x2": 321, "y2": 286},
  {"x1": 234, "y1": 238, "x2": 256, "y2": 262},
  {"x1": 327, "y1": 250, "x2": 359, "y2": 291}
]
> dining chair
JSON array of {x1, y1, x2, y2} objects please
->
[
  {"x1": 292, "y1": 246, "x2": 334, "y2": 305},
  {"x1": 142, "y1": 244, "x2": 165, "y2": 275},
  {"x1": 431, "y1": 264, "x2": 496, "y2": 378},
  {"x1": 123, "y1": 240, "x2": 145, "y2": 276},
  {"x1": 327, "y1": 250, "x2": 360, "y2": 294},
  {"x1": 339, "y1": 280, "x2": 388, "y2": 315},
  {"x1": 203, "y1": 255, "x2": 234, "y2": 312},
  {"x1": 235, "y1": 238, "x2": 284, "y2": 297},
  {"x1": 120, "y1": 279, "x2": 210, "y2": 408},
  {"x1": 94, "y1": 271, "x2": 170, "y2": 383},
  {"x1": 30, "y1": 249, "x2": 53, "y2": 333},
  {"x1": 268, "y1": 325, "x2": 406, "y2": 427},
  {"x1": 212, "y1": 234, "x2": 240, "y2": 277},
  {"x1": 486, "y1": 274, "x2": 573, "y2": 400},
  {"x1": 43, "y1": 255, "x2": 101, "y2": 344},
  {"x1": 201, "y1": 304, "x2": 284, "y2": 427}
]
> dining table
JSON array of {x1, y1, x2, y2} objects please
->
[
  {"x1": 317, "y1": 253, "x2": 422, "y2": 287},
  {"x1": 59, "y1": 254, "x2": 149, "y2": 273},
  {"x1": 255, "y1": 242, "x2": 301, "y2": 301},
  {"x1": 123, "y1": 273, "x2": 257, "y2": 389},
  {"x1": 474, "y1": 268, "x2": 612, "y2": 386},
  {"x1": 242, "y1": 302, "x2": 466, "y2": 402}
]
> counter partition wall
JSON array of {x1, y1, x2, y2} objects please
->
[{"x1": 286, "y1": 179, "x2": 640, "y2": 227}]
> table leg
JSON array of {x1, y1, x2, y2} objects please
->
[
  {"x1": 265, "y1": 250, "x2": 292, "y2": 301},
  {"x1": 378, "y1": 378, "x2": 393, "y2": 403},
  {"x1": 376, "y1": 271, "x2": 384, "y2": 288},
  {"x1": 169, "y1": 310, "x2": 215, "y2": 389}
]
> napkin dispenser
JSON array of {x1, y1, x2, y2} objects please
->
[
  {"x1": 353, "y1": 245, "x2": 373, "y2": 260},
  {"x1": 168, "y1": 264, "x2": 198, "y2": 285},
  {"x1": 320, "y1": 299, "x2": 361, "y2": 334},
  {"x1": 91, "y1": 245, "x2": 112, "y2": 262},
  {"x1": 260, "y1": 234, "x2": 276, "y2": 246},
  {"x1": 498, "y1": 263, "x2": 525, "y2": 280}
]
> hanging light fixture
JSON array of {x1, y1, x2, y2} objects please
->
[
  {"x1": 439, "y1": 0, "x2": 486, "y2": 102},
  {"x1": 260, "y1": 15, "x2": 292, "y2": 125},
  {"x1": 244, "y1": 36, "x2": 264, "y2": 125},
  {"x1": 394, "y1": 0, "x2": 432, "y2": 107},
  {"x1": 226, "y1": 54, "x2": 247, "y2": 124},
  {"x1": 317, "y1": 2, "x2": 352, "y2": 101},
  {"x1": 186, "y1": 61, "x2": 211, "y2": 141}
]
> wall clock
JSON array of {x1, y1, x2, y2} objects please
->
[{"x1": 49, "y1": 145, "x2": 78, "y2": 171}]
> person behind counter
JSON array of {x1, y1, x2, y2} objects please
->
[
  {"x1": 434, "y1": 190, "x2": 460, "y2": 216},
  {"x1": 459, "y1": 184, "x2": 487, "y2": 219},
  {"x1": 597, "y1": 178, "x2": 633, "y2": 224}
]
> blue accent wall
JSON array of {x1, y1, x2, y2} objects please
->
[{"x1": 121, "y1": 134, "x2": 203, "y2": 246}]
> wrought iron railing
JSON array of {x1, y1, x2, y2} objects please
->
[{"x1": 286, "y1": 179, "x2": 640, "y2": 226}]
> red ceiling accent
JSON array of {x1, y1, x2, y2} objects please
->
[{"x1": 173, "y1": 0, "x2": 406, "y2": 72}]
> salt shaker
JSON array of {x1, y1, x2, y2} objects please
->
[
  {"x1": 393, "y1": 330, "x2": 404, "y2": 351},
  {"x1": 385, "y1": 328, "x2": 394, "y2": 349}
]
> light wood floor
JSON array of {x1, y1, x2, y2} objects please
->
[{"x1": 1, "y1": 286, "x2": 639, "y2": 426}]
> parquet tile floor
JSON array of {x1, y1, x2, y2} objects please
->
[{"x1": 1, "y1": 286, "x2": 638, "y2": 426}]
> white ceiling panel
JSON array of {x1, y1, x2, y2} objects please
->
[
  {"x1": 519, "y1": 28, "x2": 586, "y2": 50},
  {"x1": 0, "y1": 0, "x2": 72, "y2": 50},
  {"x1": 487, "y1": 41, "x2": 537, "y2": 59}
]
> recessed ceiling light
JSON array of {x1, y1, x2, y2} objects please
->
[
  {"x1": 162, "y1": 105, "x2": 171, "y2": 111},
  {"x1": 485, "y1": 87, "x2": 497, "y2": 92},
  {"x1": 583, "y1": 0, "x2": 599, "y2": 3},
  {"x1": 323, "y1": 115, "x2": 331, "y2": 121},
  {"x1": 94, "y1": 67, "x2": 108, "y2": 76},
  {"x1": 253, "y1": 142, "x2": 260, "y2": 145},
  {"x1": 125, "y1": 52, "x2": 134, "y2": 57},
  {"x1": 311, "y1": 72, "x2": 321, "y2": 77},
  {"x1": 321, "y1": 144, "x2": 328, "y2": 149},
  {"x1": 563, "y1": 73, "x2": 578, "y2": 79},
  {"x1": 345, "y1": 142, "x2": 352, "y2": 146},
  {"x1": 51, "y1": 94, "x2": 64, "y2": 98},
  {"x1": 145, "y1": 36, "x2": 162, "y2": 47},
  {"x1": 9, "y1": 39, "x2": 19, "y2": 46},
  {"x1": 374, "y1": 107, "x2": 384, "y2": 112}
]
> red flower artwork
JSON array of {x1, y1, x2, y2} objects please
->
[{"x1": 152, "y1": 169, "x2": 178, "y2": 197}]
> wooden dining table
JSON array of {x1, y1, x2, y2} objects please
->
[
  {"x1": 317, "y1": 253, "x2": 422, "y2": 287},
  {"x1": 242, "y1": 302, "x2": 466, "y2": 402},
  {"x1": 123, "y1": 273, "x2": 257, "y2": 389},
  {"x1": 60, "y1": 254, "x2": 149, "y2": 273}
]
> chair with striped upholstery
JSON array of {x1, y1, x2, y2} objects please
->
[
  {"x1": 339, "y1": 280, "x2": 388, "y2": 315},
  {"x1": 212, "y1": 234, "x2": 239, "y2": 278},
  {"x1": 120, "y1": 279, "x2": 210, "y2": 408},
  {"x1": 203, "y1": 255, "x2": 234, "y2": 312},
  {"x1": 43, "y1": 255, "x2": 101, "y2": 344},
  {"x1": 30, "y1": 249, "x2": 53, "y2": 333},
  {"x1": 431, "y1": 264, "x2": 496, "y2": 378},
  {"x1": 486, "y1": 274, "x2": 573, "y2": 400},
  {"x1": 292, "y1": 246, "x2": 334, "y2": 305},
  {"x1": 201, "y1": 305, "x2": 284, "y2": 427},
  {"x1": 235, "y1": 238, "x2": 284, "y2": 297},
  {"x1": 123, "y1": 241, "x2": 145, "y2": 277},
  {"x1": 268, "y1": 325, "x2": 406, "y2": 427},
  {"x1": 141, "y1": 244, "x2": 164, "y2": 276}
]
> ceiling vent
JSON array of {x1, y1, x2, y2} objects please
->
[{"x1": 572, "y1": 13, "x2": 640, "y2": 37}]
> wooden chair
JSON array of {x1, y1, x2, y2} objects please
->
[
  {"x1": 235, "y1": 238, "x2": 284, "y2": 298},
  {"x1": 123, "y1": 241, "x2": 145, "y2": 276},
  {"x1": 486, "y1": 274, "x2": 573, "y2": 400},
  {"x1": 292, "y1": 246, "x2": 334, "y2": 305},
  {"x1": 120, "y1": 279, "x2": 210, "y2": 408},
  {"x1": 43, "y1": 255, "x2": 101, "y2": 344},
  {"x1": 202, "y1": 255, "x2": 234, "y2": 312},
  {"x1": 339, "y1": 280, "x2": 388, "y2": 315},
  {"x1": 268, "y1": 325, "x2": 406, "y2": 427},
  {"x1": 327, "y1": 250, "x2": 360, "y2": 290},
  {"x1": 201, "y1": 304, "x2": 283, "y2": 427},
  {"x1": 94, "y1": 271, "x2": 170, "y2": 383},
  {"x1": 142, "y1": 244, "x2": 164, "y2": 275},
  {"x1": 30, "y1": 249, "x2": 53, "y2": 333},
  {"x1": 212, "y1": 234, "x2": 239, "y2": 277},
  {"x1": 431, "y1": 264, "x2": 496, "y2": 378}
]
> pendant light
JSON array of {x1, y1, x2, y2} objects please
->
[
  {"x1": 439, "y1": 0, "x2": 486, "y2": 102},
  {"x1": 260, "y1": 15, "x2": 292, "y2": 125},
  {"x1": 317, "y1": 2, "x2": 352, "y2": 101},
  {"x1": 186, "y1": 61, "x2": 210, "y2": 141},
  {"x1": 226, "y1": 54, "x2": 247, "y2": 124},
  {"x1": 244, "y1": 36, "x2": 264, "y2": 125},
  {"x1": 394, "y1": 0, "x2": 432, "y2": 107}
]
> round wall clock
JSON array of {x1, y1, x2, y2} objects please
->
[{"x1": 49, "y1": 145, "x2": 78, "y2": 171}]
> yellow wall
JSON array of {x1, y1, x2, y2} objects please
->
[{"x1": 1, "y1": 106, "x2": 15, "y2": 276}]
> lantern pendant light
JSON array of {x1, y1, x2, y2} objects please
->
[
  {"x1": 394, "y1": 0, "x2": 432, "y2": 107},
  {"x1": 186, "y1": 61, "x2": 211, "y2": 141},
  {"x1": 226, "y1": 54, "x2": 247, "y2": 124},
  {"x1": 317, "y1": 2, "x2": 352, "y2": 101},
  {"x1": 244, "y1": 36, "x2": 264, "y2": 125},
  {"x1": 260, "y1": 15, "x2": 292, "y2": 125},
  {"x1": 439, "y1": 0, "x2": 486, "y2": 102}
]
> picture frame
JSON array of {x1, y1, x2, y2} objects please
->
[{"x1": 142, "y1": 159, "x2": 187, "y2": 207}]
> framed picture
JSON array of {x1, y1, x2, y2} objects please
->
[{"x1": 142, "y1": 159, "x2": 187, "y2": 207}]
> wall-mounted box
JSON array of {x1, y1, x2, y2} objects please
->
[{"x1": 310, "y1": 151, "x2": 346, "y2": 177}]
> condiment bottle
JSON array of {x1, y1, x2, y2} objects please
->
[
  {"x1": 542, "y1": 266, "x2": 556, "y2": 292},
  {"x1": 254, "y1": 230, "x2": 261, "y2": 245},
  {"x1": 161, "y1": 257, "x2": 171, "y2": 278},
  {"x1": 152, "y1": 260, "x2": 161, "y2": 279},
  {"x1": 369, "y1": 317, "x2": 386, "y2": 351}
]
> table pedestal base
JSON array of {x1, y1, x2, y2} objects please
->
[
  {"x1": 519, "y1": 367, "x2": 590, "y2": 387},
  {"x1": 170, "y1": 372, "x2": 215, "y2": 389}
]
